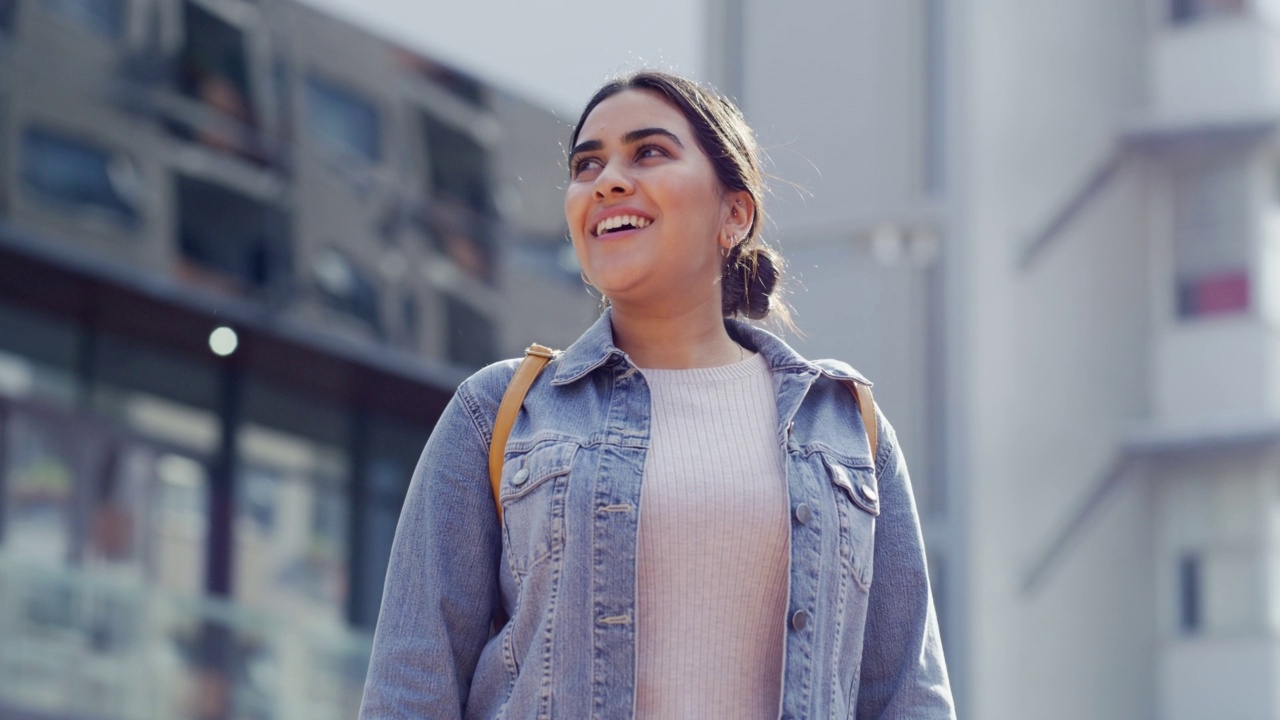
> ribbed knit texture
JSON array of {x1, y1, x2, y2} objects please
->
[{"x1": 635, "y1": 351, "x2": 790, "y2": 720}]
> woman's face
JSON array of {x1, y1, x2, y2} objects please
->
[{"x1": 565, "y1": 89, "x2": 743, "y2": 312}]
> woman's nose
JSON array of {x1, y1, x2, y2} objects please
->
[{"x1": 593, "y1": 160, "x2": 634, "y2": 198}]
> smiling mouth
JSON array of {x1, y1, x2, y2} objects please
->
[{"x1": 594, "y1": 215, "x2": 652, "y2": 237}]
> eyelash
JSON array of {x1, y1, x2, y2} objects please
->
[
  {"x1": 571, "y1": 144, "x2": 668, "y2": 177},
  {"x1": 570, "y1": 156, "x2": 598, "y2": 176},
  {"x1": 636, "y1": 144, "x2": 666, "y2": 159}
]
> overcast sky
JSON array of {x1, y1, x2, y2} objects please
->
[{"x1": 296, "y1": 0, "x2": 706, "y2": 116}]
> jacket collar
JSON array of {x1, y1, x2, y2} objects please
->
[
  {"x1": 549, "y1": 308, "x2": 871, "y2": 387},
  {"x1": 549, "y1": 309, "x2": 625, "y2": 386}
]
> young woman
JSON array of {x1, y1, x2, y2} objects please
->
[{"x1": 359, "y1": 71, "x2": 954, "y2": 719}]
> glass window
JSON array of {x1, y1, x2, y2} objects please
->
[
  {"x1": 145, "y1": 448, "x2": 210, "y2": 596},
  {"x1": 0, "y1": 300, "x2": 80, "y2": 407},
  {"x1": 1165, "y1": 473, "x2": 1264, "y2": 636},
  {"x1": 42, "y1": 0, "x2": 124, "y2": 37},
  {"x1": 1171, "y1": 0, "x2": 1246, "y2": 23},
  {"x1": 424, "y1": 215, "x2": 495, "y2": 285},
  {"x1": 444, "y1": 293, "x2": 496, "y2": 369},
  {"x1": 1173, "y1": 146, "x2": 1252, "y2": 319},
  {"x1": 21, "y1": 128, "x2": 141, "y2": 225},
  {"x1": 1198, "y1": 547, "x2": 1260, "y2": 634},
  {"x1": 235, "y1": 380, "x2": 351, "y2": 627},
  {"x1": 175, "y1": 175, "x2": 292, "y2": 294},
  {"x1": 399, "y1": 292, "x2": 420, "y2": 349},
  {"x1": 174, "y1": 1, "x2": 257, "y2": 154},
  {"x1": 0, "y1": 0, "x2": 17, "y2": 35},
  {"x1": 312, "y1": 247, "x2": 383, "y2": 336},
  {"x1": 422, "y1": 113, "x2": 494, "y2": 218},
  {"x1": 90, "y1": 331, "x2": 222, "y2": 457},
  {"x1": 352, "y1": 414, "x2": 428, "y2": 627},
  {"x1": 79, "y1": 438, "x2": 209, "y2": 593},
  {"x1": 1, "y1": 411, "x2": 78, "y2": 564},
  {"x1": 1178, "y1": 554, "x2": 1201, "y2": 633},
  {"x1": 272, "y1": 58, "x2": 295, "y2": 143},
  {"x1": 395, "y1": 50, "x2": 486, "y2": 109},
  {"x1": 306, "y1": 75, "x2": 381, "y2": 163}
]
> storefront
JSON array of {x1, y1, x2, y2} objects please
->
[{"x1": 0, "y1": 231, "x2": 448, "y2": 719}]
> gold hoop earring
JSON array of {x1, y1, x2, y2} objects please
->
[{"x1": 580, "y1": 270, "x2": 594, "y2": 288}]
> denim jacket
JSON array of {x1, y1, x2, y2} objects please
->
[{"x1": 359, "y1": 310, "x2": 955, "y2": 719}]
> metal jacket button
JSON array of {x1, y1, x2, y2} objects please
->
[
  {"x1": 830, "y1": 465, "x2": 854, "y2": 494},
  {"x1": 512, "y1": 467, "x2": 530, "y2": 486},
  {"x1": 859, "y1": 482, "x2": 878, "y2": 503},
  {"x1": 794, "y1": 503, "x2": 812, "y2": 525},
  {"x1": 791, "y1": 610, "x2": 809, "y2": 631}
]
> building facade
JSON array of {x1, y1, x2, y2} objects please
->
[
  {"x1": 711, "y1": 0, "x2": 1280, "y2": 717},
  {"x1": 0, "y1": 1, "x2": 592, "y2": 718}
]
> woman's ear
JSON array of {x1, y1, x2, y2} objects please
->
[{"x1": 720, "y1": 190, "x2": 756, "y2": 249}]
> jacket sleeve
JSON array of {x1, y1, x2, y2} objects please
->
[
  {"x1": 857, "y1": 408, "x2": 956, "y2": 719},
  {"x1": 359, "y1": 380, "x2": 502, "y2": 719}
]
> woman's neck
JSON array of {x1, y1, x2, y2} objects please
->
[{"x1": 608, "y1": 301, "x2": 742, "y2": 370}]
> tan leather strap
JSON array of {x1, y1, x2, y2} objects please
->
[
  {"x1": 852, "y1": 383, "x2": 878, "y2": 467},
  {"x1": 489, "y1": 344, "x2": 556, "y2": 522}
]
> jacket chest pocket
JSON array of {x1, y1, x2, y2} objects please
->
[
  {"x1": 821, "y1": 453, "x2": 880, "y2": 590},
  {"x1": 499, "y1": 441, "x2": 578, "y2": 577}
]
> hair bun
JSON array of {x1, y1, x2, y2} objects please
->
[{"x1": 722, "y1": 244, "x2": 780, "y2": 320}]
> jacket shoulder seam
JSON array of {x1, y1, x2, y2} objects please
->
[{"x1": 455, "y1": 369, "x2": 515, "y2": 449}]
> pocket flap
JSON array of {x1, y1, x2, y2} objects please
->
[
  {"x1": 501, "y1": 441, "x2": 577, "y2": 502},
  {"x1": 822, "y1": 455, "x2": 880, "y2": 517}
]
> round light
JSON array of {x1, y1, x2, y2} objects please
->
[{"x1": 209, "y1": 326, "x2": 238, "y2": 357}]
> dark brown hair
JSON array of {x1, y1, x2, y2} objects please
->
[{"x1": 569, "y1": 71, "x2": 788, "y2": 323}]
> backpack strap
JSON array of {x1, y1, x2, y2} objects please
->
[
  {"x1": 488, "y1": 344, "x2": 556, "y2": 522},
  {"x1": 850, "y1": 383, "x2": 878, "y2": 468}
]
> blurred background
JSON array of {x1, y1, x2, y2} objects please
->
[{"x1": 0, "y1": 0, "x2": 1271, "y2": 718}]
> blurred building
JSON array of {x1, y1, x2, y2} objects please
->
[
  {"x1": 0, "y1": 0, "x2": 593, "y2": 717},
  {"x1": 711, "y1": 0, "x2": 1280, "y2": 717}
]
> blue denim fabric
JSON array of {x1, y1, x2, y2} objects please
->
[{"x1": 359, "y1": 309, "x2": 955, "y2": 719}]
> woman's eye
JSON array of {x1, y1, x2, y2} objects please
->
[
  {"x1": 637, "y1": 145, "x2": 666, "y2": 160},
  {"x1": 572, "y1": 158, "x2": 601, "y2": 176}
]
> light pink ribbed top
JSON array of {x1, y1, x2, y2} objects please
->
[{"x1": 635, "y1": 351, "x2": 790, "y2": 720}]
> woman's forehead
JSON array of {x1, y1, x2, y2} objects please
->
[{"x1": 578, "y1": 89, "x2": 691, "y2": 143}]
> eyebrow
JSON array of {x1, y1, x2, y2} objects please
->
[
  {"x1": 623, "y1": 127, "x2": 684, "y2": 148},
  {"x1": 569, "y1": 127, "x2": 685, "y2": 160}
]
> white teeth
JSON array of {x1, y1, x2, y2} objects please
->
[{"x1": 595, "y1": 215, "x2": 651, "y2": 236}]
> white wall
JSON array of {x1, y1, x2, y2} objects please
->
[
  {"x1": 728, "y1": 1, "x2": 1185, "y2": 717},
  {"x1": 741, "y1": 0, "x2": 930, "y2": 233},
  {"x1": 1151, "y1": 18, "x2": 1280, "y2": 121},
  {"x1": 961, "y1": 0, "x2": 1152, "y2": 717},
  {"x1": 732, "y1": 0, "x2": 939, "y2": 509}
]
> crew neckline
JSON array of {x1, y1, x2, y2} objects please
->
[{"x1": 638, "y1": 350, "x2": 767, "y2": 384}]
